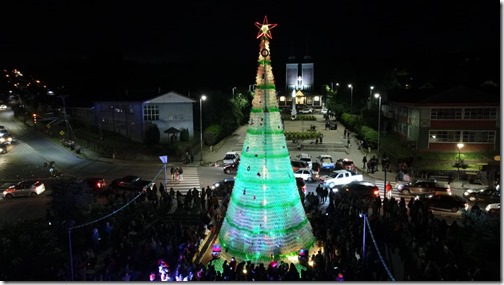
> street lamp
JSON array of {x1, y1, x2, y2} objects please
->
[
  {"x1": 348, "y1": 84, "x2": 353, "y2": 113},
  {"x1": 374, "y1": 93, "x2": 382, "y2": 155},
  {"x1": 374, "y1": 93, "x2": 387, "y2": 196},
  {"x1": 457, "y1": 143, "x2": 464, "y2": 180},
  {"x1": 200, "y1": 95, "x2": 207, "y2": 161}
]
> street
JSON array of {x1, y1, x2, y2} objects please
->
[{"x1": 0, "y1": 108, "x2": 467, "y2": 226}]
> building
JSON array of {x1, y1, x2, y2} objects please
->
[
  {"x1": 385, "y1": 85, "x2": 500, "y2": 154},
  {"x1": 278, "y1": 56, "x2": 323, "y2": 109},
  {"x1": 91, "y1": 91, "x2": 196, "y2": 143}
]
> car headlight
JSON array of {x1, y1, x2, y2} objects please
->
[{"x1": 485, "y1": 204, "x2": 491, "y2": 212}]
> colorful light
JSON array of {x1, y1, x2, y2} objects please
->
[{"x1": 218, "y1": 16, "x2": 315, "y2": 262}]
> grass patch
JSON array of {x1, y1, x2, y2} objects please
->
[{"x1": 380, "y1": 134, "x2": 494, "y2": 172}]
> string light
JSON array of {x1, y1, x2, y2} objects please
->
[
  {"x1": 70, "y1": 167, "x2": 164, "y2": 230},
  {"x1": 365, "y1": 217, "x2": 396, "y2": 281}
]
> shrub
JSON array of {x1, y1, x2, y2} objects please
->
[
  {"x1": 203, "y1": 124, "x2": 224, "y2": 146},
  {"x1": 359, "y1": 126, "x2": 378, "y2": 149},
  {"x1": 284, "y1": 132, "x2": 322, "y2": 141},
  {"x1": 180, "y1": 128, "x2": 189, "y2": 142}
]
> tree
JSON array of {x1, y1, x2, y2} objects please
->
[{"x1": 218, "y1": 16, "x2": 315, "y2": 263}]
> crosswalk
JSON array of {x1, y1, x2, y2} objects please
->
[{"x1": 157, "y1": 167, "x2": 201, "y2": 195}]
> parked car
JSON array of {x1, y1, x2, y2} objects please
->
[
  {"x1": 320, "y1": 108, "x2": 328, "y2": 114},
  {"x1": 336, "y1": 158, "x2": 355, "y2": 171},
  {"x1": 211, "y1": 178, "x2": 235, "y2": 197},
  {"x1": 81, "y1": 177, "x2": 107, "y2": 192},
  {"x1": 280, "y1": 107, "x2": 292, "y2": 114},
  {"x1": 295, "y1": 153, "x2": 313, "y2": 169},
  {"x1": 291, "y1": 160, "x2": 309, "y2": 172},
  {"x1": 335, "y1": 181, "x2": 380, "y2": 199},
  {"x1": 317, "y1": 154, "x2": 335, "y2": 170},
  {"x1": 3, "y1": 180, "x2": 46, "y2": 198},
  {"x1": 418, "y1": 194, "x2": 468, "y2": 213},
  {"x1": 0, "y1": 104, "x2": 6, "y2": 110},
  {"x1": 397, "y1": 179, "x2": 451, "y2": 196},
  {"x1": 223, "y1": 162, "x2": 239, "y2": 175},
  {"x1": 294, "y1": 168, "x2": 319, "y2": 182},
  {"x1": 463, "y1": 187, "x2": 500, "y2": 204},
  {"x1": 223, "y1": 151, "x2": 240, "y2": 165},
  {"x1": 299, "y1": 108, "x2": 313, "y2": 114},
  {"x1": 485, "y1": 203, "x2": 500, "y2": 216}
]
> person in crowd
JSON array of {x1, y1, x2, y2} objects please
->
[
  {"x1": 170, "y1": 166, "x2": 176, "y2": 180},
  {"x1": 386, "y1": 181, "x2": 392, "y2": 198},
  {"x1": 178, "y1": 166, "x2": 184, "y2": 181}
]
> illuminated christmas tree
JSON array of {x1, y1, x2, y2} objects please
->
[{"x1": 218, "y1": 16, "x2": 315, "y2": 262}]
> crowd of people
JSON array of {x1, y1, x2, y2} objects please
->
[{"x1": 61, "y1": 174, "x2": 490, "y2": 281}]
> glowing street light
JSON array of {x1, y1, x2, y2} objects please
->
[
  {"x1": 200, "y1": 95, "x2": 207, "y2": 161},
  {"x1": 348, "y1": 84, "x2": 353, "y2": 113},
  {"x1": 457, "y1": 143, "x2": 464, "y2": 180}
]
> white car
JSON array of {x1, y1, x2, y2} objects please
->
[
  {"x1": 299, "y1": 108, "x2": 313, "y2": 114},
  {"x1": 485, "y1": 203, "x2": 500, "y2": 215},
  {"x1": 321, "y1": 108, "x2": 328, "y2": 114},
  {"x1": 223, "y1": 151, "x2": 240, "y2": 165},
  {"x1": 3, "y1": 180, "x2": 46, "y2": 198},
  {"x1": 294, "y1": 168, "x2": 319, "y2": 182},
  {"x1": 0, "y1": 104, "x2": 7, "y2": 110},
  {"x1": 319, "y1": 169, "x2": 363, "y2": 189}
]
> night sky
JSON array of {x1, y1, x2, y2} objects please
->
[{"x1": 0, "y1": 1, "x2": 500, "y2": 97}]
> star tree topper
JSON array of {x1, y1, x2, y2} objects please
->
[{"x1": 255, "y1": 15, "x2": 277, "y2": 39}]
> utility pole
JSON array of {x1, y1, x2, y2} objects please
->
[{"x1": 59, "y1": 95, "x2": 71, "y2": 141}]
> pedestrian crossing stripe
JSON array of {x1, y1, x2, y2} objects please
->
[{"x1": 158, "y1": 168, "x2": 201, "y2": 195}]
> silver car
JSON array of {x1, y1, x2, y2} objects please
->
[{"x1": 3, "y1": 180, "x2": 46, "y2": 198}]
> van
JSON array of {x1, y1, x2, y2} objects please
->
[
  {"x1": 223, "y1": 151, "x2": 240, "y2": 165},
  {"x1": 291, "y1": 160, "x2": 309, "y2": 172}
]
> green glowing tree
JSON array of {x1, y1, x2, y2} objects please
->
[{"x1": 218, "y1": 16, "x2": 315, "y2": 262}]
